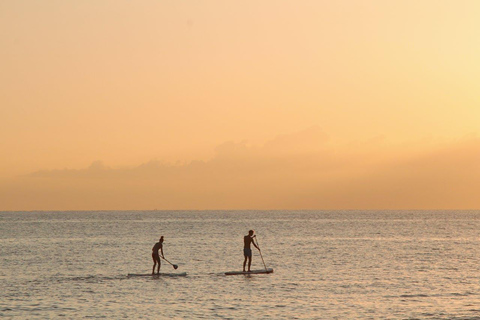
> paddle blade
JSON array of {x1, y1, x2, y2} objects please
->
[{"x1": 173, "y1": 265, "x2": 178, "y2": 269}]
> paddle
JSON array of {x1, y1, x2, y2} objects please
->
[
  {"x1": 162, "y1": 256, "x2": 178, "y2": 270},
  {"x1": 254, "y1": 235, "x2": 268, "y2": 271}
]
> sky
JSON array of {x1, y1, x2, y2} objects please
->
[{"x1": 1, "y1": 1, "x2": 479, "y2": 210}]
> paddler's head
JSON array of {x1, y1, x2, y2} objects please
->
[
  {"x1": 159, "y1": 236, "x2": 164, "y2": 243},
  {"x1": 249, "y1": 230, "x2": 254, "y2": 236}
]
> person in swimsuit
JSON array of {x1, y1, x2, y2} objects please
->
[
  {"x1": 243, "y1": 230, "x2": 260, "y2": 272},
  {"x1": 152, "y1": 236, "x2": 164, "y2": 274}
]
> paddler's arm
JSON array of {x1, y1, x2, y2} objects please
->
[{"x1": 252, "y1": 236, "x2": 260, "y2": 250}]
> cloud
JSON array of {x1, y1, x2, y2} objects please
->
[
  {"x1": 1, "y1": 129, "x2": 480, "y2": 210},
  {"x1": 262, "y1": 125, "x2": 330, "y2": 155},
  {"x1": 29, "y1": 161, "x2": 112, "y2": 178}
]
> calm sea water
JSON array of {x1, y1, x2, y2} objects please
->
[{"x1": 1, "y1": 210, "x2": 480, "y2": 319}]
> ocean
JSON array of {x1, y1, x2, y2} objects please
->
[{"x1": 1, "y1": 210, "x2": 480, "y2": 319}]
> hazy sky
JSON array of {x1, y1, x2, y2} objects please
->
[{"x1": 1, "y1": 1, "x2": 479, "y2": 210}]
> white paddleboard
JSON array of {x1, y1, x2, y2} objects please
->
[
  {"x1": 225, "y1": 268, "x2": 274, "y2": 275},
  {"x1": 128, "y1": 272, "x2": 187, "y2": 277}
]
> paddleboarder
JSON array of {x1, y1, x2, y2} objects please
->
[
  {"x1": 152, "y1": 236, "x2": 165, "y2": 274},
  {"x1": 243, "y1": 230, "x2": 260, "y2": 272}
]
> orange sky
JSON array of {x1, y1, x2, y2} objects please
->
[{"x1": 1, "y1": 1, "x2": 479, "y2": 210}]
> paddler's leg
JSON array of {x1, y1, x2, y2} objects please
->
[
  {"x1": 152, "y1": 253, "x2": 157, "y2": 274},
  {"x1": 243, "y1": 248, "x2": 248, "y2": 272},
  {"x1": 244, "y1": 248, "x2": 252, "y2": 271}
]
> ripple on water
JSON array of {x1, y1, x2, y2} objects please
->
[{"x1": 3, "y1": 210, "x2": 480, "y2": 319}]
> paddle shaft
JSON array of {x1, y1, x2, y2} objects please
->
[
  {"x1": 161, "y1": 256, "x2": 178, "y2": 269},
  {"x1": 254, "y1": 236, "x2": 268, "y2": 271}
]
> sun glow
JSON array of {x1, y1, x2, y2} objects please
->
[{"x1": 1, "y1": 0, "x2": 480, "y2": 210}]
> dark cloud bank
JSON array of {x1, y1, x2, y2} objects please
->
[{"x1": 2, "y1": 127, "x2": 480, "y2": 210}]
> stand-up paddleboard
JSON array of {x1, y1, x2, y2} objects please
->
[
  {"x1": 128, "y1": 272, "x2": 187, "y2": 277},
  {"x1": 225, "y1": 268, "x2": 273, "y2": 276}
]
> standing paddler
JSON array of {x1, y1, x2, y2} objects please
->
[
  {"x1": 152, "y1": 236, "x2": 165, "y2": 274},
  {"x1": 243, "y1": 230, "x2": 260, "y2": 272}
]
